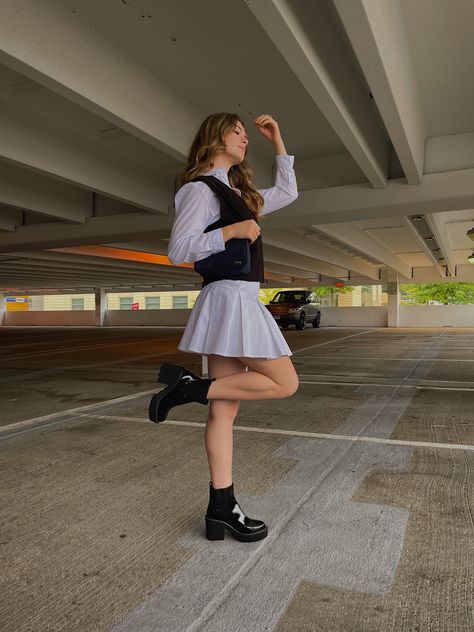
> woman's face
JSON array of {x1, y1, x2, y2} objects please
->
[{"x1": 222, "y1": 120, "x2": 249, "y2": 164}]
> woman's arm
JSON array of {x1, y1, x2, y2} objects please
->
[
  {"x1": 254, "y1": 114, "x2": 298, "y2": 215},
  {"x1": 167, "y1": 183, "x2": 226, "y2": 264},
  {"x1": 257, "y1": 154, "x2": 298, "y2": 216}
]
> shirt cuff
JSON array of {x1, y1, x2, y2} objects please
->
[
  {"x1": 275, "y1": 154, "x2": 294, "y2": 168},
  {"x1": 207, "y1": 227, "x2": 226, "y2": 253}
]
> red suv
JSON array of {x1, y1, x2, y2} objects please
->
[{"x1": 265, "y1": 290, "x2": 322, "y2": 330}]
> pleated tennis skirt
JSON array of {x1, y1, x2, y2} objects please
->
[{"x1": 177, "y1": 279, "x2": 293, "y2": 359}]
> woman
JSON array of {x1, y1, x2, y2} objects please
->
[{"x1": 150, "y1": 113, "x2": 300, "y2": 542}]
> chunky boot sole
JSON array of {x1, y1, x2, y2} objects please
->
[
  {"x1": 205, "y1": 516, "x2": 268, "y2": 542},
  {"x1": 149, "y1": 387, "x2": 174, "y2": 423}
]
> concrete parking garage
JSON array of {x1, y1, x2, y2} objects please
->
[
  {"x1": 1, "y1": 325, "x2": 472, "y2": 631},
  {"x1": 1, "y1": 0, "x2": 474, "y2": 630}
]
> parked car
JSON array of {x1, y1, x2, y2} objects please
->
[{"x1": 265, "y1": 290, "x2": 322, "y2": 329}]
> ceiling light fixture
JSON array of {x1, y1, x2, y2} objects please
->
[{"x1": 468, "y1": 252, "x2": 474, "y2": 264}]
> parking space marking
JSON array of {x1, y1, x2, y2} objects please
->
[
  {"x1": 0, "y1": 388, "x2": 157, "y2": 438},
  {"x1": 298, "y1": 356, "x2": 474, "y2": 362},
  {"x1": 291, "y1": 329, "x2": 378, "y2": 354},
  {"x1": 89, "y1": 415, "x2": 474, "y2": 452},
  {"x1": 297, "y1": 378, "x2": 474, "y2": 391}
]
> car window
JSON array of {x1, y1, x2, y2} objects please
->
[{"x1": 272, "y1": 292, "x2": 307, "y2": 303}]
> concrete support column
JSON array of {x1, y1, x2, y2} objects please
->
[
  {"x1": 94, "y1": 288, "x2": 106, "y2": 326},
  {"x1": 387, "y1": 271, "x2": 400, "y2": 327},
  {"x1": 0, "y1": 293, "x2": 5, "y2": 326}
]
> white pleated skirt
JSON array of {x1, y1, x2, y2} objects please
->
[{"x1": 177, "y1": 279, "x2": 293, "y2": 359}]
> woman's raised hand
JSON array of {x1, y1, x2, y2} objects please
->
[{"x1": 254, "y1": 114, "x2": 282, "y2": 144}]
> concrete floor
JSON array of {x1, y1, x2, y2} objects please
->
[{"x1": 0, "y1": 325, "x2": 473, "y2": 632}]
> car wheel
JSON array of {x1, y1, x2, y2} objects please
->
[
  {"x1": 312, "y1": 312, "x2": 321, "y2": 328},
  {"x1": 296, "y1": 312, "x2": 306, "y2": 330}
]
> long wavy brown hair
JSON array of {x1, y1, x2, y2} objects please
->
[{"x1": 176, "y1": 113, "x2": 265, "y2": 220}]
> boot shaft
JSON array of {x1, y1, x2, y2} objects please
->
[
  {"x1": 207, "y1": 481, "x2": 234, "y2": 515},
  {"x1": 174, "y1": 376, "x2": 216, "y2": 405}
]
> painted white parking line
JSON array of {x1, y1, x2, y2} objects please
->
[
  {"x1": 291, "y1": 329, "x2": 378, "y2": 354},
  {"x1": 298, "y1": 356, "x2": 474, "y2": 362},
  {"x1": 3, "y1": 375, "x2": 473, "y2": 440},
  {"x1": 0, "y1": 388, "x2": 157, "y2": 437},
  {"x1": 296, "y1": 378, "x2": 474, "y2": 391},
  {"x1": 90, "y1": 414, "x2": 474, "y2": 452}
]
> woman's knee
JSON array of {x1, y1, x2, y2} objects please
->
[
  {"x1": 239, "y1": 355, "x2": 299, "y2": 398},
  {"x1": 275, "y1": 374, "x2": 299, "y2": 398}
]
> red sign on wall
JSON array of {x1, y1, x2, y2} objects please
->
[
  {"x1": 335, "y1": 281, "x2": 344, "y2": 288},
  {"x1": 131, "y1": 302, "x2": 139, "y2": 310}
]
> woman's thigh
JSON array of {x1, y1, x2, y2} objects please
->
[
  {"x1": 207, "y1": 354, "x2": 248, "y2": 420},
  {"x1": 237, "y1": 354, "x2": 299, "y2": 396}
]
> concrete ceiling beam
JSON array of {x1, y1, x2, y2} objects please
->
[
  {"x1": 0, "y1": 0, "x2": 198, "y2": 161},
  {"x1": 0, "y1": 213, "x2": 171, "y2": 253},
  {"x1": 425, "y1": 213, "x2": 456, "y2": 276},
  {"x1": 400, "y1": 216, "x2": 445, "y2": 278},
  {"x1": 265, "y1": 166, "x2": 474, "y2": 227},
  {"x1": 246, "y1": 0, "x2": 389, "y2": 188},
  {"x1": 315, "y1": 222, "x2": 412, "y2": 278},
  {"x1": 264, "y1": 228, "x2": 379, "y2": 279},
  {"x1": 263, "y1": 244, "x2": 348, "y2": 279},
  {"x1": 0, "y1": 99, "x2": 171, "y2": 213},
  {"x1": 333, "y1": 0, "x2": 424, "y2": 184},
  {"x1": 0, "y1": 160, "x2": 91, "y2": 223},
  {"x1": 0, "y1": 206, "x2": 23, "y2": 231}
]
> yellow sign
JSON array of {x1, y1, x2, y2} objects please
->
[{"x1": 6, "y1": 296, "x2": 30, "y2": 311}]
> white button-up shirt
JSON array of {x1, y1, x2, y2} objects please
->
[{"x1": 167, "y1": 154, "x2": 298, "y2": 264}]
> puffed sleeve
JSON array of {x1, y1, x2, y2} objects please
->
[
  {"x1": 258, "y1": 154, "x2": 298, "y2": 216},
  {"x1": 167, "y1": 183, "x2": 226, "y2": 264}
]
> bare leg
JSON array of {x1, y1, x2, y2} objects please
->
[
  {"x1": 206, "y1": 354, "x2": 299, "y2": 401},
  {"x1": 205, "y1": 354, "x2": 245, "y2": 488}
]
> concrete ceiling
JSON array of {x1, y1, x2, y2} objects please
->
[{"x1": 1, "y1": 0, "x2": 474, "y2": 293}]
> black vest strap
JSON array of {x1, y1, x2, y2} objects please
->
[{"x1": 190, "y1": 175, "x2": 264, "y2": 288}]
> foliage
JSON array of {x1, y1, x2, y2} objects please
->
[
  {"x1": 259, "y1": 288, "x2": 281, "y2": 304},
  {"x1": 313, "y1": 285, "x2": 354, "y2": 297},
  {"x1": 259, "y1": 285, "x2": 354, "y2": 304},
  {"x1": 401, "y1": 282, "x2": 474, "y2": 305}
]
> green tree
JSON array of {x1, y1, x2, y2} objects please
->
[
  {"x1": 401, "y1": 282, "x2": 474, "y2": 305},
  {"x1": 313, "y1": 285, "x2": 354, "y2": 306},
  {"x1": 259, "y1": 288, "x2": 282, "y2": 304},
  {"x1": 313, "y1": 285, "x2": 354, "y2": 299}
]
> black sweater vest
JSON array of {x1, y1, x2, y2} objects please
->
[{"x1": 190, "y1": 175, "x2": 264, "y2": 288}]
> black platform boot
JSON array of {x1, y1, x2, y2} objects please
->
[
  {"x1": 205, "y1": 481, "x2": 268, "y2": 542},
  {"x1": 149, "y1": 363, "x2": 216, "y2": 423}
]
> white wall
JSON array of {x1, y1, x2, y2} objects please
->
[
  {"x1": 321, "y1": 306, "x2": 388, "y2": 327},
  {"x1": 105, "y1": 309, "x2": 191, "y2": 326},
  {"x1": 4, "y1": 309, "x2": 192, "y2": 327},
  {"x1": 5, "y1": 305, "x2": 474, "y2": 328},
  {"x1": 4, "y1": 310, "x2": 96, "y2": 326},
  {"x1": 400, "y1": 305, "x2": 474, "y2": 327}
]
